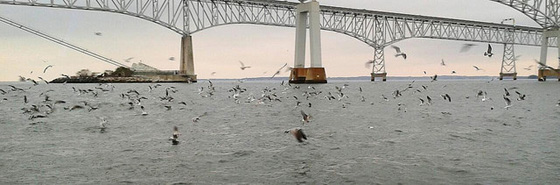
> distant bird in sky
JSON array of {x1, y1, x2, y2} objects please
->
[
  {"x1": 285, "y1": 128, "x2": 307, "y2": 143},
  {"x1": 43, "y1": 65, "x2": 53, "y2": 73},
  {"x1": 124, "y1": 57, "x2": 134, "y2": 63},
  {"x1": 94, "y1": 32, "x2": 102, "y2": 36},
  {"x1": 473, "y1": 66, "x2": 483, "y2": 71},
  {"x1": 271, "y1": 63, "x2": 288, "y2": 79},
  {"x1": 211, "y1": 72, "x2": 216, "y2": 76},
  {"x1": 239, "y1": 61, "x2": 251, "y2": 70},
  {"x1": 535, "y1": 60, "x2": 557, "y2": 71},
  {"x1": 391, "y1": 45, "x2": 407, "y2": 59},
  {"x1": 460, "y1": 43, "x2": 476, "y2": 52},
  {"x1": 484, "y1": 44, "x2": 493, "y2": 57},
  {"x1": 168, "y1": 57, "x2": 175, "y2": 61},
  {"x1": 451, "y1": 71, "x2": 457, "y2": 74},
  {"x1": 440, "y1": 59, "x2": 446, "y2": 66},
  {"x1": 365, "y1": 60, "x2": 374, "y2": 68}
]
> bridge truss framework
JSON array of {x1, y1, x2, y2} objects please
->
[{"x1": 0, "y1": 0, "x2": 559, "y2": 82}]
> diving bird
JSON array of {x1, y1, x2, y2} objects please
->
[
  {"x1": 169, "y1": 126, "x2": 180, "y2": 145},
  {"x1": 460, "y1": 43, "x2": 476, "y2": 52},
  {"x1": 43, "y1": 65, "x2": 53, "y2": 73},
  {"x1": 484, "y1": 44, "x2": 493, "y2": 57},
  {"x1": 285, "y1": 128, "x2": 307, "y2": 143},
  {"x1": 239, "y1": 61, "x2": 251, "y2": 70}
]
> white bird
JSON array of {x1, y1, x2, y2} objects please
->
[
  {"x1": 140, "y1": 106, "x2": 148, "y2": 116},
  {"x1": 124, "y1": 57, "x2": 134, "y2": 63},
  {"x1": 239, "y1": 61, "x2": 251, "y2": 70},
  {"x1": 503, "y1": 95, "x2": 512, "y2": 109},
  {"x1": 271, "y1": 63, "x2": 288, "y2": 79},
  {"x1": 391, "y1": 45, "x2": 407, "y2": 59},
  {"x1": 301, "y1": 110, "x2": 311, "y2": 124}
]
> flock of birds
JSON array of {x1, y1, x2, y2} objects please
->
[
  {"x1": 4, "y1": 73, "x2": 560, "y2": 146},
  {"x1": 365, "y1": 43, "x2": 555, "y2": 75}
]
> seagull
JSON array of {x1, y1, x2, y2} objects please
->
[
  {"x1": 271, "y1": 63, "x2": 288, "y2": 79},
  {"x1": 441, "y1": 59, "x2": 446, "y2": 66},
  {"x1": 431, "y1": 74, "x2": 438, "y2": 82},
  {"x1": 484, "y1": 44, "x2": 493, "y2": 57},
  {"x1": 391, "y1": 45, "x2": 407, "y2": 59},
  {"x1": 94, "y1": 32, "x2": 102, "y2": 36},
  {"x1": 140, "y1": 106, "x2": 148, "y2": 116},
  {"x1": 460, "y1": 43, "x2": 477, "y2": 52},
  {"x1": 504, "y1": 88, "x2": 510, "y2": 96},
  {"x1": 503, "y1": 95, "x2": 512, "y2": 109},
  {"x1": 451, "y1": 71, "x2": 457, "y2": 74},
  {"x1": 473, "y1": 66, "x2": 483, "y2": 71},
  {"x1": 523, "y1": 65, "x2": 533, "y2": 71},
  {"x1": 426, "y1": 96, "x2": 432, "y2": 105},
  {"x1": 168, "y1": 57, "x2": 175, "y2": 61},
  {"x1": 365, "y1": 60, "x2": 374, "y2": 68},
  {"x1": 43, "y1": 65, "x2": 53, "y2": 73},
  {"x1": 300, "y1": 110, "x2": 311, "y2": 124},
  {"x1": 169, "y1": 126, "x2": 180, "y2": 145},
  {"x1": 535, "y1": 60, "x2": 557, "y2": 71},
  {"x1": 124, "y1": 57, "x2": 134, "y2": 63},
  {"x1": 99, "y1": 117, "x2": 108, "y2": 132},
  {"x1": 285, "y1": 128, "x2": 307, "y2": 143},
  {"x1": 239, "y1": 61, "x2": 251, "y2": 70}
]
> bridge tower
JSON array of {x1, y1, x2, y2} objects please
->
[
  {"x1": 371, "y1": 47, "x2": 387, "y2": 81},
  {"x1": 289, "y1": 0, "x2": 327, "y2": 83},
  {"x1": 180, "y1": 35, "x2": 197, "y2": 82},
  {"x1": 500, "y1": 18, "x2": 517, "y2": 80},
  {"x1": 538, "y1": 29, "x2": 560, "y2": 81}
]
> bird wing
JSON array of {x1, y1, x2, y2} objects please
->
[
  {"x1": 391, "y1": 45, "x2": 401, "y2": 53},
  {"x1": 239, "y1": 61, "x2": 245, "y2": 67},
  {"x1": 43, "y1": 65, "x2": 53, "y2": 73},
  {"x1": 487, "y1": 44, "x2": 492, "y2": 53}
]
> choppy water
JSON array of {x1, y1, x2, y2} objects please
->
[{"x1": 1, "y1": 80, "x2": 559, "y2": 184}]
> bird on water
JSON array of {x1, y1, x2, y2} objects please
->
[{"x1": 170, "y1": 126, "x2": 180, "y2": 145}]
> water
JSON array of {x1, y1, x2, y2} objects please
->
[{"x1": 1, "y1": 80, "x2": 559, "y2": 184}]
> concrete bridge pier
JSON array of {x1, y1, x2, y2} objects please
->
[
  {"x1": 180, "y1": 35, "x2": 197, "y2": 82},
  {"x1": 370, "y1": 47, "x2": 387, "y2": 81},
  {"x1": 538, "y1": 29, "x2": 560, "y2": 81},
  {"x1": 289, "y1": 0, "x2": 326, "y2": 84}
]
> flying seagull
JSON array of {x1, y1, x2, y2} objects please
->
[
  {"x1": 441, "y1": 59, "x2": 446, "y2": 66},
  {"x1": 271, "y1": 63, "x2": 288, "y2": 79},
  {"x1": 94, "y1": 32, "x2": 102, "y2": 36},
  {"x1": 124, "y1": 57, "x2": 134, "y2": 63},
  {"x1": 300, "y1": 110, "x2": 311, "y2": 124},
  {"x1": 285, "y1": 128, "x2": 307, "y2": 143},
  {"x1": 535, "y1": 60, "x2": 557, "y2": 71},
  {"x1": 484, "y1": 44, "x2": 493, "y2": 57},
  {"x1": 473, "y1": 66, "x2": 483, "y2": 71},
  {"x1": 365, "y1": 60, "x2": 374, "y2": 68},
  {"x1": 239, "y1": 61, "x2": 251, "y2": 70},
  {"x1": 460, "y1": 43, "x2": 477, "y2": 52},
  {"x1": 168, "y1": 57, "x2": 175, "y2": 61},
  {"x1": 391, "y1": 45, "x2": 407, "y2": 59},
  {"x1": 503, "y1": 95, "x2": 512, "y2": 109}
]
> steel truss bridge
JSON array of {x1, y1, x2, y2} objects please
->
[{"x1": 0, "y1": 0, "x2": 559, "y2": 81}]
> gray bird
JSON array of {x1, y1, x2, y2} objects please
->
[{"x1": 285, "y1": 128, "x2": 307, "y2": 143}]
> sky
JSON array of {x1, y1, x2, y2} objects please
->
[{"x1": 0, "y1": 0, "x2": 558, "y2": 82}]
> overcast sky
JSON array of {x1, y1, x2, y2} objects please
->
[{"x1": 0, "y1": 0, "x2": 557, "y2": 81}]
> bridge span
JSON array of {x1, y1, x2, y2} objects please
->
[{"x1": 1, "y1": 0, "x2": 559, "y2": 82}]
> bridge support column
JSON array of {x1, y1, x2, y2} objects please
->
[
  {"x1": 180, "y1": 35, "x2": 197, "y2": 83},
  {"x1": 500, "y1": 26, "x2": 517, "y2": 80},
  {"x1": 289, "y1": 0, "x2": 326, "y2": 84},
  {"x1": 538, "y1": 29, "x2": 560, "y2": 81},
  {"x1": 370, "y1": 47, "x2": 387, "y2": 81}
]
